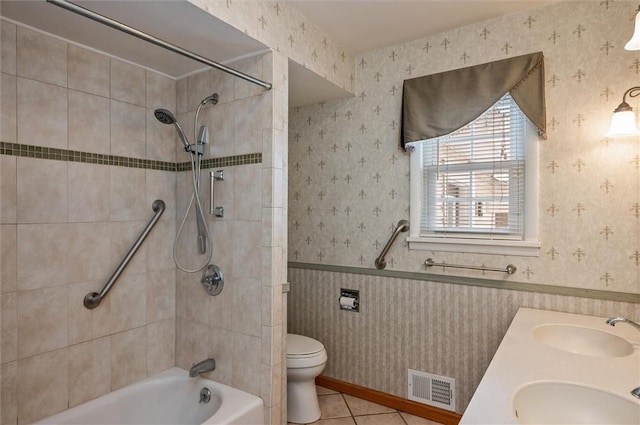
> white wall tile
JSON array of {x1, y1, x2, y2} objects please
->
[
  {"x1": 16, "y1": 156, "x2": 67, "y2": 223},
  {"x1": 68, "y1": 45, "x2": 110, "y2": 97},
  {"x1": 17, "y1": 78, "x2": 67, "y2": 149},
  {"x1": 234, "y1": 163, "x2": 262, "y2": 221},
  {"x1": 1, "y1": 73, "x2": 17, "y2": 143},
  {"x1": 68, "y1": 90, "x2": 110, "y2": 154},
  {"x1": 1, "y1": 20, "x2": 17, "y2": 75},
  {"x1": 110, "y1": 100, "x2": 146, "y2": 158},
  {"x1": 1, "y1": 361, "x2": 17, "y2": 425},
  {"x1": 68, "y1": 162, "x2": 110, "y2": 223},
  {"x1": 1, "y1": 291, "x2": 17, "y2": 363},
  {"x1": 0, "y1": 224, "x2": 17, "y2": 293},
  {"x1": 69, "y1": 337, "x2": 111, "y2": 407},
  {"x1": 110, "y1": 327, "x2": 147, "y2": 390},
  {"x1": 110, "y1": 59, "x2": 145, "y2": 106},
  {"x1": 17, "y1": 223, "x2": 68, "y2": 291},
  {"x1": 146, "y1": 318, "x2": 175, "y2": 375},
  {"x1": 16, "y1": 26, "x2": 66, "y2": 86},
  {"x1": 17, "y1": 348, "x2": 68, "y2": 424},
  {"x1": 17, "y1": 285, "x2": 68, "y2": 358}
]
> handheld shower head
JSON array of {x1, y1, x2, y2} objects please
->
[
  {"x1": 154, "y1": 108, "x2": 191, "y2": 151},
  {"x1": 154, "y1": 108, "x2": 177, "y2": 124}
]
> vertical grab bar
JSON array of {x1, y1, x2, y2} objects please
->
[
  {"x1": 84, "y1": 199, "x2": 165, "y2": 309},
  {"x1": 210, "y1": 170, "x2": 224, "y2": 217},
  {"x1": 375, "y1": 219, "x2": 410, "y2": 269}
]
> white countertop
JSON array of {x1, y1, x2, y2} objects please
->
[{"x1": 460, "y1": 308, "x2": 640, "y2": 424}]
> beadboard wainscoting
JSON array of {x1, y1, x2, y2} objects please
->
[{"x1": 287, "y1": 266, "x2": 639, "y2": 415}]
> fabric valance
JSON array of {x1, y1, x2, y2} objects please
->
[{"x1": 401, "y1": 52, "x2": 546, "y2": 151}]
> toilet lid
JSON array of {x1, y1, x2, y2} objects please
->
[{"x1": 287, "y1": 333, "x2": 324, "y2": 356}]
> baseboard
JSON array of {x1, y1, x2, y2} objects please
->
[{"x1": 315, "y1": 375, "x2": 462, "y2": 425}]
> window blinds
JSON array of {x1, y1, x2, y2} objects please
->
[{"x1": 420, "y1": 93, "x2": 526, "y2": 239}]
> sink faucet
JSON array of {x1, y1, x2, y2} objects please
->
[
  {"x1": 606, "y1": 318, "x2": 640, "y2": 399},
  {"x1": 605, "y1": 317, "x2": 640, "y2": 332},
  {"x1": 189, "y1": 358, "x2": 216, "y2": 377}
]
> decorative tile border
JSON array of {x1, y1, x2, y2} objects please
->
[
  {"x1": 177, "y1": 153, "x2": 263, "y2": 171},
  {"x1": 0, "y1": 142, "x2": 261, "y2": 170}
]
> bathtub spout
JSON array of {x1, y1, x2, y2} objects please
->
[{"x1": 189, "y1": 358, "x2": 216, "y2": 377}]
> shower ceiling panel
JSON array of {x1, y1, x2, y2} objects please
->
[{"x1": 0, "y1": 0, "x2": 269, "y2": 78}]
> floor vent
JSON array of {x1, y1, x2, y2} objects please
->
[{"x1": 407, "y1": 369, "x2": 456, "y2": 412}]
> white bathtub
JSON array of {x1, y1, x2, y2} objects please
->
[{"x1": 33, "y1": 368, "x2": 264, "y2": 425}]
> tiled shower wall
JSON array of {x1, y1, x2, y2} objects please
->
[
  {"x1": 172, "y1": 51, "x2": 289, "y2": 425},
  {"x1": 1, "y1": 18, "x2": 288, "y2": 425},
  {"x1": 0, "y1": 21, "x2": 177, "y2": 424}
]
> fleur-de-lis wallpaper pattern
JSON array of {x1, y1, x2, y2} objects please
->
[
  {"x1": 190, "y1": 0, "x2": 354, "y2": 94},
  {"x1": 289, "y1": 0, "x2": 640, "y2": 295}
]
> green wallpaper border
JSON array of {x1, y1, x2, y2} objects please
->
[
  {"x1": 288, "y1": 261, "x2": 640, "y2": 303},
  {"x1": 0, "y1": 142, "x2": 261, "y2": 170}
]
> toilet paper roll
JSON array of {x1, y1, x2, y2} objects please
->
[{"x1": 339, "y1": 296, "x2": 356, "y2": 308}]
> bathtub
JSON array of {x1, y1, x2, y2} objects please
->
[{"x1": 33, "y1": 368, "x2": 264, "y2": 425}]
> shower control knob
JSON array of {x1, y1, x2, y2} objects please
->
[{"x1": 201, "y1": 264, "x2": 224, "y2": 296}]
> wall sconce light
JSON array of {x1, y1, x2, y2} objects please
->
[
  {"x1": 605, "y1": 87, "x2": 640, "y2": 137},
  {"x1": 626, "y1": 5, "x2": 640, "y2": 50}
]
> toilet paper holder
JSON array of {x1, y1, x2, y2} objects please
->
[{"x1": 339, "y1": 288, "x2": 359, "y2": 312}]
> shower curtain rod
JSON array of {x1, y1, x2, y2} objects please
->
[{"x1": 46, "y1": 0, "x2": 272, "y2": 90}]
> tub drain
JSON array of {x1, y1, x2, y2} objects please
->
[{"x1": 199, "y1": 387, "x2": 211, "y2": 404}]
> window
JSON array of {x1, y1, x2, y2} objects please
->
[{"x1": 408, "y1": 93, "x2": 540, "y2": 256}]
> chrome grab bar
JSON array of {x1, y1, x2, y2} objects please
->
[
  {"x1": 46, "y1": 0, "x2": 272, "y2": 90},
  {"x1": 210, "y1": 170, "x2": 224, "y2": 217},
  {"x1": 375, "y1": 220, "x2": 409, "y2": 269},
  {"x1": 424, "y1": 258, "x2": 517, "y2": 275},
  {"x1": 84, "y1": 199, "x2": 165, "y2": 309}
]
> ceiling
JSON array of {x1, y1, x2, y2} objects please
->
[
  {"x1": 1, "y1": 0, "x2": 554, "y2": 107},
  {"x1": 0, "y1": 1, "x2": 269, "y2": 78},
  {"x1": 287, "y1": 0, "x2": 554, "y2": 55}
]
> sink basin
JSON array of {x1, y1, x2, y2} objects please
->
[
  {"x1": 533, "y1": 324, "x2": 634, "y2": 357},
  {"x1": 513, "y1": 382, "x2": 640, "y2": 424}
]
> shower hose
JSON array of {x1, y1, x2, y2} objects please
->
[{"x1": 173, "y1": 102, "x2": 213, "y2": 273}]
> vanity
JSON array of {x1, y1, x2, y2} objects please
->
[{"x1": 460, "y1": 308, "x2": 640, "y2": 424}]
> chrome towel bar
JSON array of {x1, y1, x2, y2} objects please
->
[
  {"x1": 375, "y1": 219, "x2": 409, "y2": 269},
  {"x1": 424, "y1": 258, "x2": 517, "y2": 275},
  {"x1": 84, "y1": 200, "x2": 165, "y2": 309}
]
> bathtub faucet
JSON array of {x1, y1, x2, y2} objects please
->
[
  {"x1": 605, "y1": 317, "x2": 640, "y2": 332},
  {"x1": 189, "y1": 358, "x2": 216, "y2": 377}
]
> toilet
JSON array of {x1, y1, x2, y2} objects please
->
[{"x1": 286, "y1": 333, "x2": 328, "y2": 424}]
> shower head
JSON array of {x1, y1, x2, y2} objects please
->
[
  {"x1": 154, "y1": 108, "x2": 177, "y2": 124},
  {"x1": 200, "y1": 93, "x2": 219, "y2": 106},
  {"x1": 154, "y1": 108, "x2": 191, "y2": 151}
]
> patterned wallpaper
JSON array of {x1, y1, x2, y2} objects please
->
[
  {"x1": 188, "y1": 0, "x2": 354, "y2": 94},
  {"x1": 289, "y1": 0, "x2": 640, "y2": 295}
]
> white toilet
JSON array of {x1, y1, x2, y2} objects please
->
[{"x1": 286, "y1": 333, "x2": 328, "y2": 424}]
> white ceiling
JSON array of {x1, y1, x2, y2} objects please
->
[
  {"x1": 287, "y1": 0, "x2": 554, "y2": 55},
  {"x1": 1, "y1": 0, "x2": 554, "y2": 107},
  {"x1": 0, "y1": 0, "x2": 268, "y2": 78}
]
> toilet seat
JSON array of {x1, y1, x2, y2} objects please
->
[
  {"x1": 288, "y1": 334, "x2": 324, "y2": 356},
  {"x1": 287, "y1": 334, "x2": 327, "y2": 368}
]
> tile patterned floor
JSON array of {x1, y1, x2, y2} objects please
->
[{"x1": 288, "y1": 386, "x2": 445, "y2": 425}]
